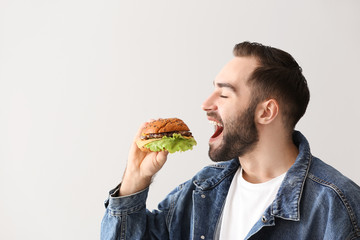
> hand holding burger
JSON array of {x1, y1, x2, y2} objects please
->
[{"x1": 120, "y1": 118, "x2": 196, "y2": 196}]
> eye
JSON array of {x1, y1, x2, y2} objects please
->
[{"x1": 220, "y1": 95, "x2": 228, "y2": 98}]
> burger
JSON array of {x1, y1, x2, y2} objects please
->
[{"x1": 136, "y1": 118, "x2": 197, "y2": 153}]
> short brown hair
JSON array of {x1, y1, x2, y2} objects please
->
[{"x1": 233, "y1": 41, "x2": 310, "y2": 131}]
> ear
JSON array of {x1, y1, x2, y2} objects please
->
[{"x1": 255, "y1": 99, "x2": 279, "y2": 125}]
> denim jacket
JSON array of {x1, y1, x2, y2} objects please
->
[{"x1": 101, "y1": 131, "x2": 360, "y2": 240}]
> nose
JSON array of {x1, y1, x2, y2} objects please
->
[{"x1": 201, "y1": 92, "x2": 217, "y2": 112}]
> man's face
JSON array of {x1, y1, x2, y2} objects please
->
[{"x1": 202, "y1": 57, "x2": 259, "y2": 162}]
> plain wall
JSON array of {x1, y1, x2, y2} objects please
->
[{"x1": 1, "y1": 0, "x2": 359, "y2": 239}]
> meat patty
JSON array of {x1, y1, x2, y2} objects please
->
[{"x1": 140, "y1": 131, "x2": 193, "y2": 140}]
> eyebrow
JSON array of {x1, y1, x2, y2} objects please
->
[{"x1": 213, "y1": 81, "x2": 237, "y2": 93}]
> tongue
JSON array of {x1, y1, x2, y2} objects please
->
[{"x1": 211, "y1": 126, "x2": 223, "y2": 139}]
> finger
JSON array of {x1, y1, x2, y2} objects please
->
[
  {"x1": 155, "y1": 150, "x2": 169, "y2": 167},
  {"x1": 133, "y1": 119, "x2": 155, "y2": 141},
  {"x1": 130, "y1": 119, "x2": 157, "y2": 156},
  {"x1": 134, "y1": 123, "x2": 146, "y2": 140}
]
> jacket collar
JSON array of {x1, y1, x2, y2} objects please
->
[
  {"x1": 270, "y1": 131, "x2": 312, "y2": 221},
  {"x1": 193, "y1": 131, "x2": 312, "y2": 221},
  {"x1": 193, "y1": 159, "x2": 240, "y2": 191}
]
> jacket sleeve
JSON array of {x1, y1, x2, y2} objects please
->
[{"x1": 100, "y1": 184, "x2": 178, "y2": 240}]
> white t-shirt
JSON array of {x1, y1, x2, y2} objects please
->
[{"x1": 219, "y1": 168, "x2": 286, "y2": 240}]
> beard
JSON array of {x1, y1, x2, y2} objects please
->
[{"x1": 208, "y1": 101, "x2": 259, "y2": 162}]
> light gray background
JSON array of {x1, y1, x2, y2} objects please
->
[{"x1": 1, "y1": 0, "x2": 359, "y2": 239}]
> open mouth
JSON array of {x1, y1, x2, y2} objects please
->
[{"x1": 209, "y1": 120, "x2": 224, "y2": 139}]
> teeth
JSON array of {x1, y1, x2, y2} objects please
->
[{"x1": 209, "y1": 120, "x2": 223, "y2": 127}]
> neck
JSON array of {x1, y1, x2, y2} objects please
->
[{"x1": 239, "y1": 130, "x2": 298, "y2": 183}]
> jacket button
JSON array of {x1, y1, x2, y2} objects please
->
[
  {"x1": 201, "y1": 194, "x2": 206, "y2": 198},
  {"x1": 261, "y1": 216, "x2": 267, "y2": 223},
  {"x1": 200, "y1": 235, "x2": 205, "y2": 239}
]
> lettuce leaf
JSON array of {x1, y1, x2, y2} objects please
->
[{"x1": 144, "y1": 133, "x2": 197, "y2": 154}]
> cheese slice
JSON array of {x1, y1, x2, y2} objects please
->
[{"x1": 136, "y1": 138, "x2": 160, "y2": 149}]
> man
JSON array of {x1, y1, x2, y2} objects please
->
[{"x1": 101, "y1": 42, "x2": 360, "y2": 239}]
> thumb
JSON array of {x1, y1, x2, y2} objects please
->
[{"x1": 154, "y1": 151, "x2": 169, "y2": 168}]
